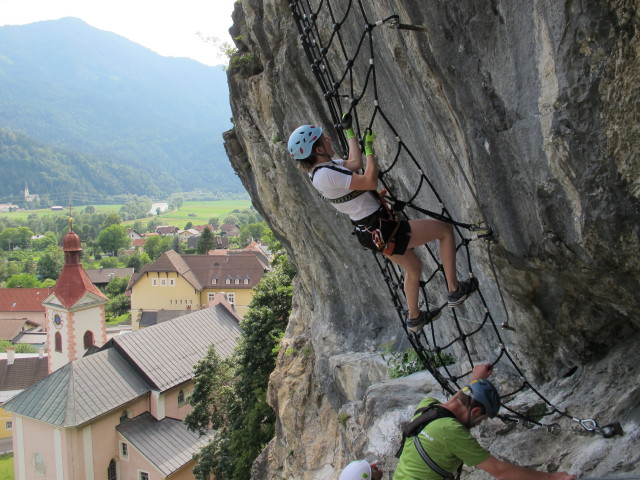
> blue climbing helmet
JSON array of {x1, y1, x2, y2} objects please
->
[
  {"x1": 288, "y1": 124, "x2": 323, "y2": 160},
  {"x1": 465, "y1": 379, "x2": 501, "y2": 418},
  {"x1": 339, "y1": 460, "x2": 371, "y2": 480}
]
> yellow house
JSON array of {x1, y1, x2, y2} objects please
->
[{"x1": 127, "y1": 245, "x2": 269, "y2": 329}]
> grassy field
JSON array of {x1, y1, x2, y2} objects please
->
[
  {"x1": 0, "y1": 200, "x2": 253, "y2": 228},
  {"x1": 0, "y1": 453, "x2": 13, "y2": 480},
  {"x1": 153, "y1": 200, "x2": 252, "y2": 226},
  {"x1": 0, "y1": 204, "x2": 122, "y2": 221}
]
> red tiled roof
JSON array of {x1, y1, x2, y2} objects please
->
[
  {"x1": 52, "y1": 265, "x2": 108, "y2": 308},
  {"x1": 0, "y1": 288, "x2": 53, "y2": 312}
]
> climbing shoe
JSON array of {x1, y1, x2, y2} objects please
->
[
  {"x1": 447, "y1": 277, "x2": 479, "y2": 307},
  {"x1": 407, "y1": 307, "x2": 443, "y2": 332}
]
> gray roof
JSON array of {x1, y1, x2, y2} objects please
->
[
  {"x1": 85, "y1": 267, "x2": 134, "y2": 284},
  {"x1": 112, "y1": 305, "x2": 241, "y2": 391},
  {"x1": 116, "y1": 412, "x2": 215, "y2": 476},
  {"x1": 4, "y1": 304, "x2": 241, "y2": 426},
  {"x1": 3, "y1": 349, "x2": 148, "y2": 427},
  {"x1": 0, "y1": 356, "x2": 48, "y2": 391}
]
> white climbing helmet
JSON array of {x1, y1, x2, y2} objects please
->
[
  {"x1": 339, "y1": 460, "x2": 371, "y2": 480},
  {"x1": 288, "y1": 124, "x2": 323, "y2": 160}
]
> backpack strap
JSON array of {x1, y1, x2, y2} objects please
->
[
  {"x1": 395, "y1": 405, "x2": 455, "y2": 457},
  {"x1": 310, "y1": 163, "x2": 369, "y2": 204},
  {"x1": 413, "y1": 436, "x2": 456, "y2": 479},
  {"x1": 310, "y1": 162, "x2": 351, "y2": 182}
]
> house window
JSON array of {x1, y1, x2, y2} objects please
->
[
  {"x1": 234, "y1": 278, "x2": 240, "y2": 285},
  {"x1": 83, "y1": 330, "x2": 94, "y2": 349},
  {"x1": 5, "y1": 421, "x2": 12, "y2": 430},
  {"x1": 34, "y1": 452, "x2": 46, "y2": 475},
  {"x1": 139, "y1": 472, "x2": 150, "y2": 480},
  {"x1": 160, "y1": 279, "x2": 166, "y2": 286},
  {"x1": 212, "y1": 278, "x2": 218, "y2": 285},
  {"x1": 226, "y1": 292, "x2": 235, "y2": 306},
  {"x1": 207, "y1": 293, "x2": 215, "y2": 303},
  {"x1": 178, "y1": 389, "x2": 186, "y2": 406},
  {"x1": 107, "y1": 459, "x2": 117, "y2": 480},
  {"x1": 55, "y1": 332, "x2": 62, "y2": 352},
  {"x1": 119, "y1": 409, "x2": 131, "y2": 424},
  {"x1": 225, "y1": 278, "x2": 231, "y2": 285},
  {"x1": 169, "y1": 278, "x2": 175, "y2": 286},
  {"x1": 152, "y1": 278, "x2": 158, "y2": 286},
  {"x1": 244, "y1": 278, "x2": 249, "y2": 285},
  {"x1": 120, "y1": 442, "x2": 129, "y2": 459}
]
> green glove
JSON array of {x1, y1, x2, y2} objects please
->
[
  {"x1": 364, "y1": 129, "x2": 375, "y2": 156},
  {"x1": 342, "y1": 113, "x2": 355, "y2": 140}
]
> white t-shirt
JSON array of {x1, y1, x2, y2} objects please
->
[{"x1": 310, "y1": 159, "x2": 380, "y2": 221}]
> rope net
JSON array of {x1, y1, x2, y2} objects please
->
[{"x1": 289, "y1": 0, "x2": 621, "y2": 438}]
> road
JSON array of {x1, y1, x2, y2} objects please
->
[{"x1": 0, "y1": 437, "x2": 12, "y2": 454}]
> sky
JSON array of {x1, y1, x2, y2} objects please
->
[{"x1": 0, "y1": 0, "x2": 237, "y2": 66}]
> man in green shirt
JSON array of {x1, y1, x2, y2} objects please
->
[
  {"x1": 395, "y1": 364, "x2": 577, "y2": 480},
  {"x1": 341, "y1": 364, "x2": 576, "y2": 480}
]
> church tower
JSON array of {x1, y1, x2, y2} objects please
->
[{"x1": 42, "y1": 220, "x2": 108, "y2": 373}]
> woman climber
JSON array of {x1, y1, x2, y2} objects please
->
[{"x1": 288, "y1": 118, "x2": 478, "y2": 331}]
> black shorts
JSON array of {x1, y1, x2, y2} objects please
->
[{"x1": 352, "y1": 209, "x2": 411, "y2": 256}]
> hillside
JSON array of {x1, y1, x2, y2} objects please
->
[{"x1": 0, "y1": 17, "x2": 242, "y2": 199}]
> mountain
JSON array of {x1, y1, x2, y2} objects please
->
[{"x1": 0, "y1": 17, "x2": 241, "y2": 198}]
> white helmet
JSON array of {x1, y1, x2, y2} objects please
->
[
  {"x1": 288, "y1": 124, "x2": 323, "y2": 160},
  {"x1": 339, "y1": 460, "x2": 371, "y2": 480}
]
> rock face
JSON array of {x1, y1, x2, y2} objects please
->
[{"x1": 224, "y1": 1, "x2": 639, "y2": 479}]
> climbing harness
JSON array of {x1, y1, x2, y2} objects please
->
[{"x1": 289, "y1": 0, "x2": 622, "y2": 439}]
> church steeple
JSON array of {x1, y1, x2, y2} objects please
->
[{"x1": 42, "y1": 219, "x2": 108, "y2": 373}]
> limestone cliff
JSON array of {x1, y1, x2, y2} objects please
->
[{"x1": 223, "y1": 1, "x2": 640, "y2": 478}]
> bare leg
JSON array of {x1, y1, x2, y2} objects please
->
[
  {"x1": 387, "y1": 219, "x2": 460, "y2": 319},
  {"x1": 387, "y1": 248, "x2": 423, "y2": 319},
  {"x1": 406, "y1": 219, "x2": 459, "y2": 292}
]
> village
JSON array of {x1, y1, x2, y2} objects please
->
[{"x1": 0, "y1": 210, "x2": 275, "y2": 479}]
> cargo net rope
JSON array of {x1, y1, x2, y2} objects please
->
[{"x1": 289, "y1": 0, "x2": 622, "y2": 438}]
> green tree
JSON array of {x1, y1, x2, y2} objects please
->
[
  {"x1": 32, "y1": 232, "x2": 58, "y2": 251},
  {"x1": 105, "y1": 293, "x2": 130, "y2": 319},
  {"x1": 99, "y1": 257, "x2": 120, "y2": 268},
  {"x1": 171, "y1": 236, "x2": 185, "y2": 254},
  {"x1": 97, "y1": 224, "x2": 129, "y2": 256},
  {"x1": 222, "y1": 214, "x2": 239, "y2": 226},
  {"x1": 37, "y1": 245, "x2": 65, "y2": 280},
  {"x1": 126, "y1": 252, "x2": 151, "y2": 271},
  {"x1": 84, "y1": 205, "x2": 96, "y2": 214},
  {"x1": 196, "y1": 227, "x2": 215, "y2": 254},
  {"x1": 187, "y1": 240, "x2": 295, "y2": 480},
  {"x1": 237, "y1": 222, "x2": 267, "y2": 248},
  {"x1": 6, "y1": 273, "x2": 43, "y2": 288},
  {"x1": 0, "y1": 227, "x2": 34, "y2": 250},
  {"x1": 184, "y1": 221, "x2": 194, "y2": 230},
  {"x1": 0, "y1": 340, "x2": 37, "y2": 353},
  {"x1": 103, "y1": 213, "x2": 122, "y2": 229},
  {"x1": 132, "y1": 220, "x2": 145, "y2": 233},
  {"x1": 106, "y1": 275, "x2": 130, "y2": 297},
  {"x1": 143, "y1": 235, "x2": 172, "y2": 260}
]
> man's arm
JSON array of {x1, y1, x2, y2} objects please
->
[
  {"x1": 477, "y1": 455, "x2": 576, "y2": 480},
  {"x1": 471, "y1": 363, "x2": 493, "y2": 380}
]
